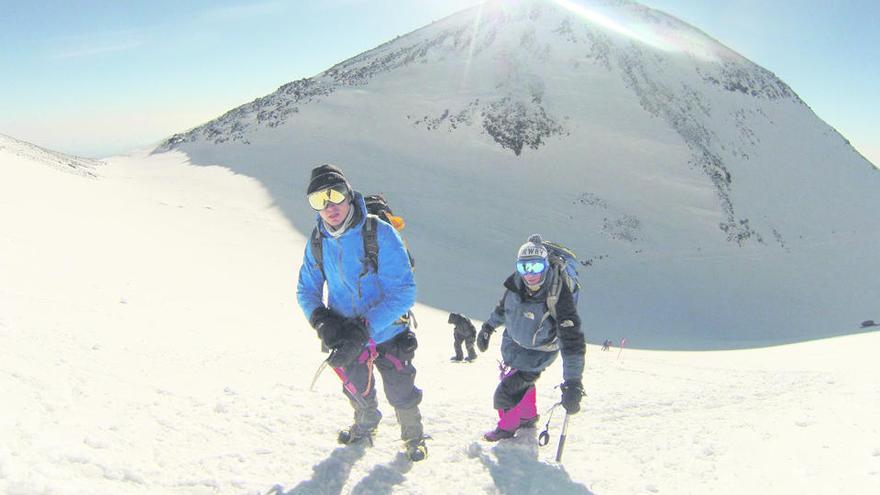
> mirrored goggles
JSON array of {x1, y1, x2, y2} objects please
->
[
  {"x1": 307, "y1": 186, "x2": 348, "y2": 210},
  {"x1": 516, "y1": 259, "x2": 547, "y2": 275}
]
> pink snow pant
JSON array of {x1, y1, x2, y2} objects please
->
[{"x1": 494, "y1": 369, "x2": 540, "y2": 431}]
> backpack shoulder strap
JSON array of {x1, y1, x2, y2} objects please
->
[
  {"x1": 313, "y1": 217, "x2": 381, "y2": 277},
  {"x1": 310, "y1": 226, "x2": 325, "y2": 278},
  {"x1": 545, "y1": 262, "x2": 566, "y2": 321},
  {"x1": 362, "y1": 215, "x2": 380, "y2": 273}
]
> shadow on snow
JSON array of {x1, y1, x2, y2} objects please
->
[
  {"x1": 267, "y1": 444, "x2": 367, "y2": 495},
  {"x1": 266, "y1": 447, "x2": 413, "y2": 495},
  {"x1": 471, "y1": 429, "x2": 595, "y2": 495}
]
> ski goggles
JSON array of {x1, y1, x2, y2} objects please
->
[
  {"x1": 516, "y1": 259, "x2": 547, "y2": 275},
  {"x1": 307, "y1": 186, "x2": 349, "y2": 210}
]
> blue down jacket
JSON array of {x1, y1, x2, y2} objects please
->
[
  {"x1": 486, "y1": 271, "x2": 585, "y2": 381},
  {"x1": 297, "y1": 192, "x2": 416, "y2": 344}
]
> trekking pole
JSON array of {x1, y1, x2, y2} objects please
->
[{"x1": 555, "y1": 412, "x2": 570, "y2": 462}]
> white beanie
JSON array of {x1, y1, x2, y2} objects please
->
[{"x1": 517, "y1": 234, "x2": 548, "y2": 260}]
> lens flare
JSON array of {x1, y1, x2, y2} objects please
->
[
  {"x1": 549, "y1": 0, "x2": 722, "y2": 62},
  {"x1": 551, "y1": 0, "x2": 641, "y2": 42},
  {"x1": 461, "y1": 3, "x2": 485, "y2": 88}
]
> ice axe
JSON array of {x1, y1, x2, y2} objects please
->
[
  {"x1": 309, "y1": 356, "x2": 331, "y2": 392},
  {"x1": 537, "y1": 400, "x2": 577, "y2": 462},
  {"x1": 309, "y1": 350, "x2": 369, "y2": 409},
  {"x1": 555, "y1": 412, "x2": 571, "y2": 462}
]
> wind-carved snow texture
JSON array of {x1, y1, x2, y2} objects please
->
[
  {"x1": 575, "y1": 191, "x2": 643, "y2": 244},
  {"x1": 731, "y1": 108, "x2": 762, "y2": 160},
  {"x1": 772, "y1": 228, "x2": 787, "y2": 250},
  {"x1": 603, "y1": 215, "x2": 642, "y2": 243},
  {"x1": 575, "y1": 192, "x2": 608, "y2": 209},
  {"x1": 570, "y1": 192, "x2": 632, "y2": 269},
  {"x1": 0, "y1": 134, "x2": 101, "y2": 178}
]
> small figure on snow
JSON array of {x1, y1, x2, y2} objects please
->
[
  {"x1": 601, "y1": 339, "x2": 611, "y2": 351},
  {"x1": 296, "y1": 164, "x2": 427, "y2": 461},
  {"x1": 448, "y1": 312, "x2": 478, "y2": 362},
  {"x1": 476, "y1": 234, "x2": 586, "y2": 441}
]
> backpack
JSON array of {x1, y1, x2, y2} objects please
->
[
  {"x1": 309, "y1": 193, "x2": 417, "y2": 327},
  {"x1": 310, "y1": 193, "x2": 413, "y2": 274},
  {"x1": 363, "y1": 194, "x2": 415, "y2": 268},
  {"x1": 542, "y1": 241, "x2": 580, "y2": 321}
]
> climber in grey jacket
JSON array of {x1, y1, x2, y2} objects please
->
[{"x1": 477, "y1": 234, "x2": 585, "y2": 441}]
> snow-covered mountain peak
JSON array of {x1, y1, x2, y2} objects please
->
[
  {"x1": 154, "y1": 0, "x2": 879, "y2": 348},
  {"x1": 161, "y1": 0, "x2": 796, "y2": 151}
]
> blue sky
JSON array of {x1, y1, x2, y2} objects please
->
[{"x1": 0, "y1": 0, "x2": 877, "y2": 165}]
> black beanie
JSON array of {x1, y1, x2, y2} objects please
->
[{"x1": 307, "y1": 164, "x2": 350, "y2": 194}]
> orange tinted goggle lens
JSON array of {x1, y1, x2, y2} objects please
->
[{"x1": 308, "y1": 187, "x2": 348, "y2": 210}]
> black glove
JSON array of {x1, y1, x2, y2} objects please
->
[
  {"x1": 395, "y1": 329, "x2": 418, "y2": 354},
  {"x1": 328, "y1": 318, "x2": 370, "y2": 368},
  {"x1": 310, "y1": 307, "x2": 344, "y2": 348},
  {"x1": 560, "y1": 379, "x2": 584, "y2": 414},
  {"x1": 476, "y1": 323, "x2": 494, "y2": 352}
]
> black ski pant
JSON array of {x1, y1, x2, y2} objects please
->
[
  {"x1": 453, "y1": 333, "x2": 477, "y2": 360},
  {"x1": 339, "y1": 330, "x2": 423, "y2": 442}
]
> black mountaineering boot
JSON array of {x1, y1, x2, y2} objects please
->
[
  {"x1": 337, "y1": 425, "x2": 376, "y2": 446},
  {"x1": 404, "y1": 437, "x2": 428, "y2": 462}
]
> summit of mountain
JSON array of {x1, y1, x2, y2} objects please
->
[{"x1": 154, "y1": 0, "x2": 879, "y2": 348}]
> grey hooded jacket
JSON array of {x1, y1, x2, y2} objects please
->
[{"x1": 486, "y1": 271, "x2": 585, "y2": 381}]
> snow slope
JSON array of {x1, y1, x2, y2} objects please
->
[
  {"x1": 0, "y1": 133, "x2": 102, "y2": 178},
  {"x1": 2, "y1": 141, "x2": 879, "y2": 494},
  {"x1": 155, "y1": 0, "x2": 880, "y2": 349}
]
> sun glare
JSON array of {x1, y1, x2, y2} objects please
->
[
  {"x1": 549, "y1": 0, "x2": 721, "y2": 62},
  {"x1": 461, "y1": 2, "x2": 485, "y2": 89},
  {"x1": 551, "y1": 0, "x2": 640, "y2": 41}
]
